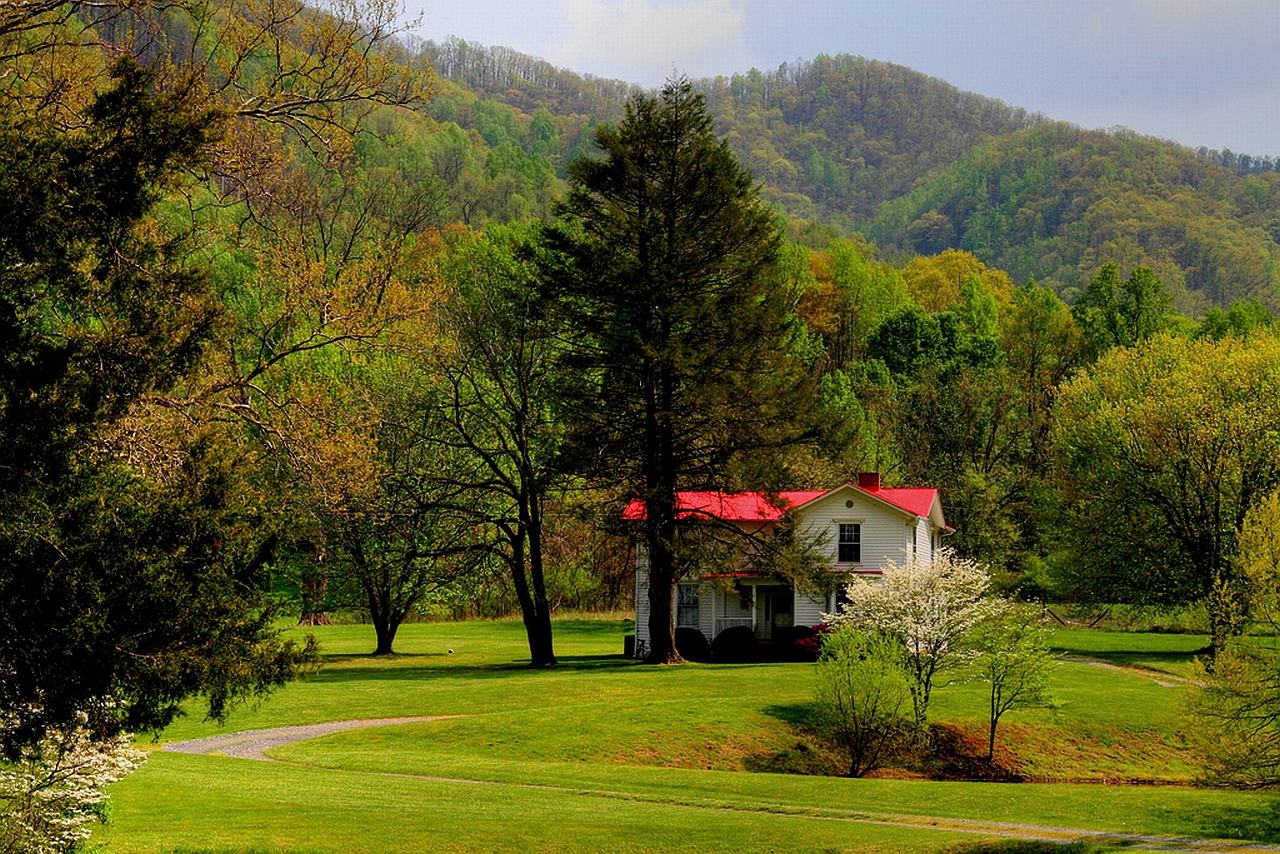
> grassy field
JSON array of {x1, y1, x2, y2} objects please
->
[{"x1": 93, "y1": 617, "x2": 1280, "y2": 853}]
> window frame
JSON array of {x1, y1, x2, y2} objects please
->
[
  {"x1": 836, "y1": 521, "x2": 862, "y2": 564},
  {"x1": 676, "y1": 582, "x2": 701, "y2": 629}
]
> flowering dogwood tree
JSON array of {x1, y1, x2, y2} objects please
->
[
  {"x1": 0, "y1": 716, "x2": 144, "y2": 853},
  {"x1": 827, "y1": 550, "x2": 1001, "y2": 727}
]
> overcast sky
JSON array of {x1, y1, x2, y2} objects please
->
[{"x1": 406, "y1": 0, "x2": 1280, "y2": 157}]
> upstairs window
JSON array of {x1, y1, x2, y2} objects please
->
[{"x1": 837, "y1": 523, "x2": 861, "y2": 563}]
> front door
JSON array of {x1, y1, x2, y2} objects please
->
[{"x1": 761, "y1": 587, "x2": 794, "y2": 640}]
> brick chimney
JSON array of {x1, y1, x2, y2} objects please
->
[{"x1": 857, "y1": 472, "x2": 881, "y2": 491}]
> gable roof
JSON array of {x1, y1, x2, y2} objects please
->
[{"x1": 622, "y1": 483, "x2": 949, "y2": 528}]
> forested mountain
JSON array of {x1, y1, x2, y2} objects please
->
[
  {"x1": 866, "y1": 123, "x2": 1280, "y2": 314},
  {"x1": 413, "y1": 39, "x2": 1280, "y2": 312}
]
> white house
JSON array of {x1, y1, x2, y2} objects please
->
[{"x1": 625, "y1": 473, "x2": 952, "y2": 652}]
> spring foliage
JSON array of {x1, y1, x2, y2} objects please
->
[
  {"x1": 828, "y1": 550, "x2": 1000, "y2": 727},
  {"x1": 812, "y1": 627, "x2": 912, "y2": 777}
]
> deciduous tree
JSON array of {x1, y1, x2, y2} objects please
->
[
  {"x1": 969, "y1": 604, "x2": 1058, "y2": 761},
  {"x1": 828, "y1": 550, "x2": 999, "y2": 727},
  {"x1": 431, "y1": 225, "x2": 562, "y2": 666},
  {"x1": 1052, "y1": 333, "x2": 1280, "y2": 655}
]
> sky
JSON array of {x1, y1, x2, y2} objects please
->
[{"x1": 406, "y1": 0, "x2": 1280, "y2": 157}]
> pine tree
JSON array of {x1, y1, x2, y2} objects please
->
[{"x1": 540, "y1": 78, "x2": 820, "y2": 663}]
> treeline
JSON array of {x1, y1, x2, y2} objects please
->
[
  {"x1": 415, "y1": 36, "x2": 637, "y2": 119},
  {"x1": 1198, "y1": 146, "x2": 1280, "y2": 175}
]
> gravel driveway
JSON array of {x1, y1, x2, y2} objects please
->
[{"x1": 163, "y1": 717, "x2": 457, "y2": 761}]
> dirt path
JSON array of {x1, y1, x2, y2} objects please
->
[
  {"x1": 1059, "y1": 653, "x2": 1197, "y2": 687},
  {"x1": 163, "y1": 718, "x2": 1279, "y2": 852}
]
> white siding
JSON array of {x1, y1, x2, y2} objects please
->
[
  {"x1": 914, "y1": 518, "x2": 932, "y2": 561},
  {"x1": 698, "y1": 584, "x2": 716, "y2": 639},
  {"x1": 634, "y1": 544, "x2": 651, "y2": 648},
  {"x1": 793, "y1": 486, "x2": 918, "y2": 571},
  {"x1": 795, "y1": 592, "x2": 828, "y2": 628}
]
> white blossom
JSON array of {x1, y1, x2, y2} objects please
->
[
  {"x1": 0, "y1": 714, "x2": 145, "y2": 854},
  {"x1": 826, "y1": 549, "x2": 1003, "y2": 726}
]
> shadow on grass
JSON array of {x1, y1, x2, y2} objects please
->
[
  {"x1": 744, "y1": 702, "x2": 834, "y2": 775},
  {"x1": 307, "y1": 653, "x2": 646, "y2": 683},
  {"x1": 547, "y1": 618, "x2": 634, "y2": 633}
]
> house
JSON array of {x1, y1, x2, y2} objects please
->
[{"x1": 624, "y1": 473, "x2": 952, "y2": 654}]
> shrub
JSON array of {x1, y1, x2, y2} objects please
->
[
  {"x1": 813, "y1": 626, "x2": 915, "y2": 777},
  {"x1": 787, "y1": 624, "x2": 828, "y2": 661},
  {"x1": 711, "y1": 625, "x2": 759, "y2": 662},
  {"x1": 0, "y1": 716, "x2": 145, "y2": 854},
  {"x1": 674, "y1": 627, "x2": 711, "y2": 662}
]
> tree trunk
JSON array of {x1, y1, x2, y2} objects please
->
[
  {"x1": 298, "y1": 559, "x2": 330, "y2": 626},
  {"x1": 644, "y1": 511, "x2": 682, "y2": 664},
  {"x1": 363, "y1": 568, "x2": 399, "y2": 656},
  {"x1": 372, "y1": 620, "x2": 397, "y2": 656},
  {"x1": 509, "y1": 513, "x2": 557, "y2": 668},
  {"x1": 524, "y1": 488, "x2": 557, "y2": 667},
  {"x1": 646, "y1": 572, "x2": 680, "y2": 663}
]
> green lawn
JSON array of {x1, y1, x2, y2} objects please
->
[{"x1": 94, "y1": 618, "x2": 1279, "y2": 853}]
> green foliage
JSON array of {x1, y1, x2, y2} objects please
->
[
  {"x1": 1051, "y1": 333, "x2": 1280, "y2": 652},
  {"x1": 969, "y1": 605, "x2": 1059, "y2": 760},
  {"x1": 1071, "y1": 262, "x2": 1175, "y2": 358},
  {"x1": 0, "y1": 59, "x2": 312, "y2": 753},
  {"x1": 813, "y1": 627, "x2": 914, "y2": 777},
  {"x1": 1197, "y1": 299, "x2": 1276, "y2": 341},
  {"x1": 431, "y1": 224, "x2": 565, "y2": 665},
  {"x1": 0, "y1": 58, "x2": 222, "y2": 487},
  {"x1": 1185, "y1": 645, "x2": 1280, "y2": 789},
  {"x1": 1185, "y1": 489, "x2": 1280, "y2": 788},
  {"x1": 869, "y1": 123, "x2": 1280, "y2": 311}
]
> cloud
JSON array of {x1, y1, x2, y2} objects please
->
[{"x1": 555, "y1": 0, "x2": 747, "y2": 83}]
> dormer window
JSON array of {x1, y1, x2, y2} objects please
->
[{"x1": 837, "y1": 522, "x2": 861, "y2": 563}]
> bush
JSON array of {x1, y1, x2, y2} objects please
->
[
  {"x1": 674, "y1": 627, "x2": 711, "y2": 662},
  {"x1": 781, "y1": 624, "x2": 825, "y2": 661},
  {"x1": 711, "y1": 625, "x2": 759, "y2": 662},
  {"x1": 813, "y1": 626, "x2": 915, "y2": 777}
]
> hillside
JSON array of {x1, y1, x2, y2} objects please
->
[
  {"x1": 414, "y1": 38, "x2": 1280, "y2": 311},
  {"x1": 866, "y1": 123, "x2": 1280, "y2": 313}
]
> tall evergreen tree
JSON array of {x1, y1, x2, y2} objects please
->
[
  {"x1": 0, "y1": 59, "x2": 314, "y2": 752},
  {"x1": 539, "y1": 79, "x2": 820, "y2": 664}
]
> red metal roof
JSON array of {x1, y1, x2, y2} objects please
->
[
  {"x1": 622, "y1": 490, "x2": 825, "y2": 522},
  {"x1": 622, "y1": 484, "x2": 942, "y2": 523},
  {"x1": 857, "y1": 485, "x2": 940, "y2": 519}
]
